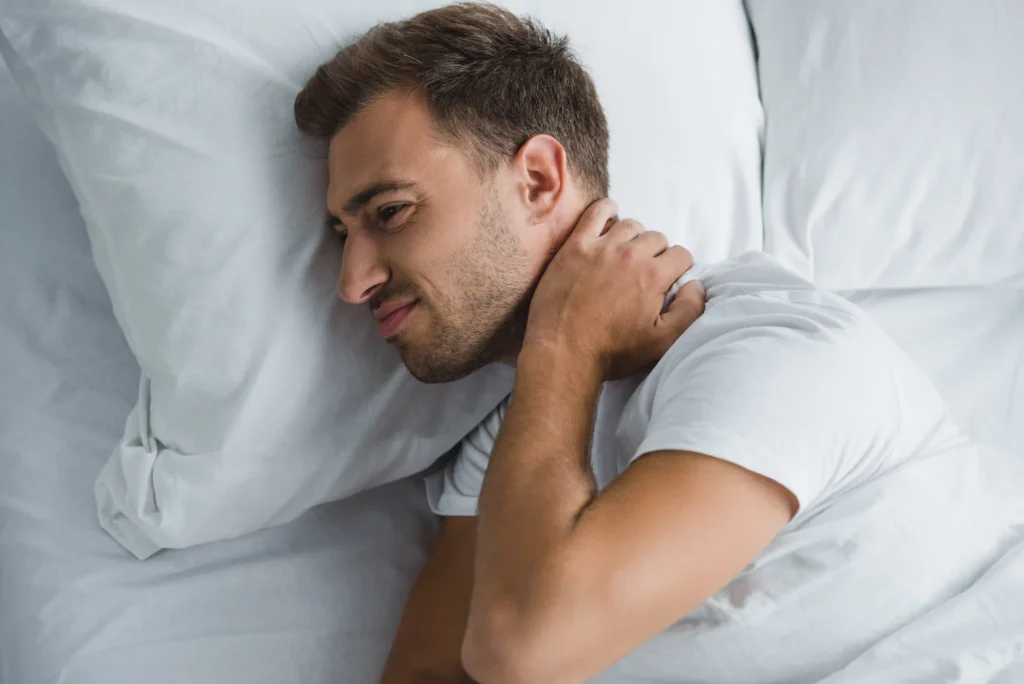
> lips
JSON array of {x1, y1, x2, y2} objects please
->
[{"x1": 373, "y1": 300, "x2": 418, "y2": 339}]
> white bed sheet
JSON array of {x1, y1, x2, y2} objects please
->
[
  {"x1": 841, "y1": 288, "x2": 1024, "y2": 460},
  {"x1": 817, "y1": 287, "x2": 1024, "y2": 681},
  {"x1": 822, "y1": 538, "x2": 1024, "y2": 683},
  {"x1": 0, "y1": 69, "x2": 436, "y2": 684}
]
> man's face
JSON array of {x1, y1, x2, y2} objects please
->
[{"x1": 327, "y1": 92, "x2": 544, "y2": 383}]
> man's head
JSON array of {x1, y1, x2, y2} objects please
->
[{"x1": 294, "y1": 2, "x2": 609, "y2": 382}]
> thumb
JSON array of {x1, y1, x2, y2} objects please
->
[{"x1": 662, "y1": 280, "x2": 706, "y2": 333}]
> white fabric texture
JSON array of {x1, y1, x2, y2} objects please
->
[
  {"x1": 839, "y1": 288, "x2": 1024, "y2": 459},
  {"x1": 0, "y1": 0, "x2": 763, "y2": 558},
  {"x1": 738, "y1": 2, "x2": 1024, "y2": 679},
  {"x1": 0, "y1": 66, "x2": 437, "y2": 684},
  {"x1": 749, "y1": 0, "x2": 1024, "y2": 290},
  {"x1": 427, "y1": 253, "x2": 1024, "y2": 682},
  {"x1": 818, "y1": 540, "x2": 1024, "y2": 684}
]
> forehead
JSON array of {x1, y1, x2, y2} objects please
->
[{"x1": 327, "y1": 92, "x2": 460, "y2": 211}]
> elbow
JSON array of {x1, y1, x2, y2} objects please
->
[
  {"x1": 460, "y1": 591, "x2": 577, "y2": 684},
  {"x1": 460, "y1": 622, "x2": 512, "y2": 683},
  {"x1": 462, "y1": 550, "x2": 593, "y2": 683},
  {"x1": 461, "y1": 605, "x2": 547, "y2": 684}
]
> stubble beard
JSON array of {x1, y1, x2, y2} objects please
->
[{"x1": 399, "y1": 192, "x2": 535, "y2": 384}]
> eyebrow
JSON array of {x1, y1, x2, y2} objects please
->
[{"x1": 331, "y1": 180, "x2": 419, "y2": 222}]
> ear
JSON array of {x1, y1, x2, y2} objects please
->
[{"x1": 512, "y1": 134, "x2": 567, "y2": 224}]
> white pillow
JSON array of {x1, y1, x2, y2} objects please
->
[
  {"x1": 0, "y1": 0, "x2": 763, "y2": 558},
  {"x1": 748, "y1": 0, "x2": 1024, "y2": 290}
]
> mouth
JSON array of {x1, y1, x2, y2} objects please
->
[{"x1": 373, "y1": 300, "x2": 419, "y2": 339}]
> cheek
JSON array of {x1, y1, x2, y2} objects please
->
[{"x1": 405, "y1": 211, "x2": 480, "y2": 290}]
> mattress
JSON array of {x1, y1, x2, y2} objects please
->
[{"x1": 0, "y1": 68, "x2": 436, "y2": 684}]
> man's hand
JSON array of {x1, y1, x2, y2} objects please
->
[{"x1": 524, "y1": 198, "x2": 706, "y2": 380}]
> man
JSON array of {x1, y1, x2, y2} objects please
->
[{"x1": 294, "y1": 4, "x2": 1022, "y2": 683}]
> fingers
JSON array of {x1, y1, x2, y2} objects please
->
[
  {"x1": 603, "y1": 218, "x2": 649, "y2": 245},
  {"x1": 626, "y1": 228, "x2": 669, "y2": 255},
  {"x1": 572, "y1": 198, "x2": 619, "y2": 241},
  {"x1": 662, "y1": 280, "x2": 706, "y2": 332},
  {"x1": 658, "y1": 244, "x2": 694, "y2": 270},
  {"x1": 653, "y1": 244, "x2": 694, "y2": 288}
]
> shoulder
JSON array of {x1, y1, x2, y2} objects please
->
[
  {"x1": 628, "y1": 251, "x2": 939, "y2": 447},
  {"x1": 657, "y1": 251, "x2": 882, "y2": 376},
  {"x1": 626, "y1": 251, "x2": 952, "y2": 466}
]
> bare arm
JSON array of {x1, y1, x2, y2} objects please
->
[
  {"x1": 464, "y1": 348, "x2": 796, "y2": 683},
  {"x1": 379, "y1": 516, "x2": 478, "y2": 684},
  {"x1": 461, "y1": 199, "x2": 797, "y2": 683}
]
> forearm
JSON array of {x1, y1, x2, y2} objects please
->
[
  {"x1": 380, "y1": 517, "x2": 479, "y2": 684},
  {"x1": 473, "y1": 344, "x2": 601, "y2": 605},
  {"x1": 381, "y1": 589, "x2": 471, "y2": 684},
  {"x1": 464, "y1": 345, "x2": 604, "y2": 684},
  {"x1": 380, "y1": 659, "x2": 475, "y2": 684},
  {"x1": 382, "y1": 669, "x2": 475, "y2": 684}
]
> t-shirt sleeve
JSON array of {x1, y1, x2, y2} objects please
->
[
  {"x1": 631, "y1": 294, "x2": 903, "y2": 518},
  {"x1": 425, "y1": 399, "x2": 507, "y2": 516}
]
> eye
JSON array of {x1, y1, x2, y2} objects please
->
[
  {"x1": 377, "y1": 203, "x2": 409, "y2": 225},
  {"x1": 327, "y1": 214, "x2": 347, "y2": 243}
]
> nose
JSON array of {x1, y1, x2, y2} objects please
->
[{"x1": 337, "y1": 230, "x2": 389, "y2": 304}]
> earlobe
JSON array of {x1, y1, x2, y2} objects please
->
[{"x1": 515, "y1": 134, "x2": 567, "y2": 223}]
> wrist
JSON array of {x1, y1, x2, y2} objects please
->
[{"x1": 517, "y1": 339, "x2": 604, "y2": 393}]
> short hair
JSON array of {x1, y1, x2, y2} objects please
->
[{"x1": 294, "y1": 2, "x2": 610, "y2": 197}]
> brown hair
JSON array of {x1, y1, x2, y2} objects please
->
[{"x1": 294, "y1": 2, "x2": 609, "y2": 197}]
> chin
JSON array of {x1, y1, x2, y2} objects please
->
[
  {"x1": 398, "y1": 345, "x2": 486, "y2": 385},
  {"x1": 397, "y1": 346, "x2": 454, "y2": 384},
  {"x1": 402, "y1": 359, "x2": 466, "y2": 384}
]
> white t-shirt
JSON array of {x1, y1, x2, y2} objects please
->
[{"x1": 426, "y1": 252, "x2": 1023, "y2": 683}]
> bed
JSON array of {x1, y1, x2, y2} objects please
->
[{"x1": 2, "y1": 2, "x2": 1023, "y2": 683}]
